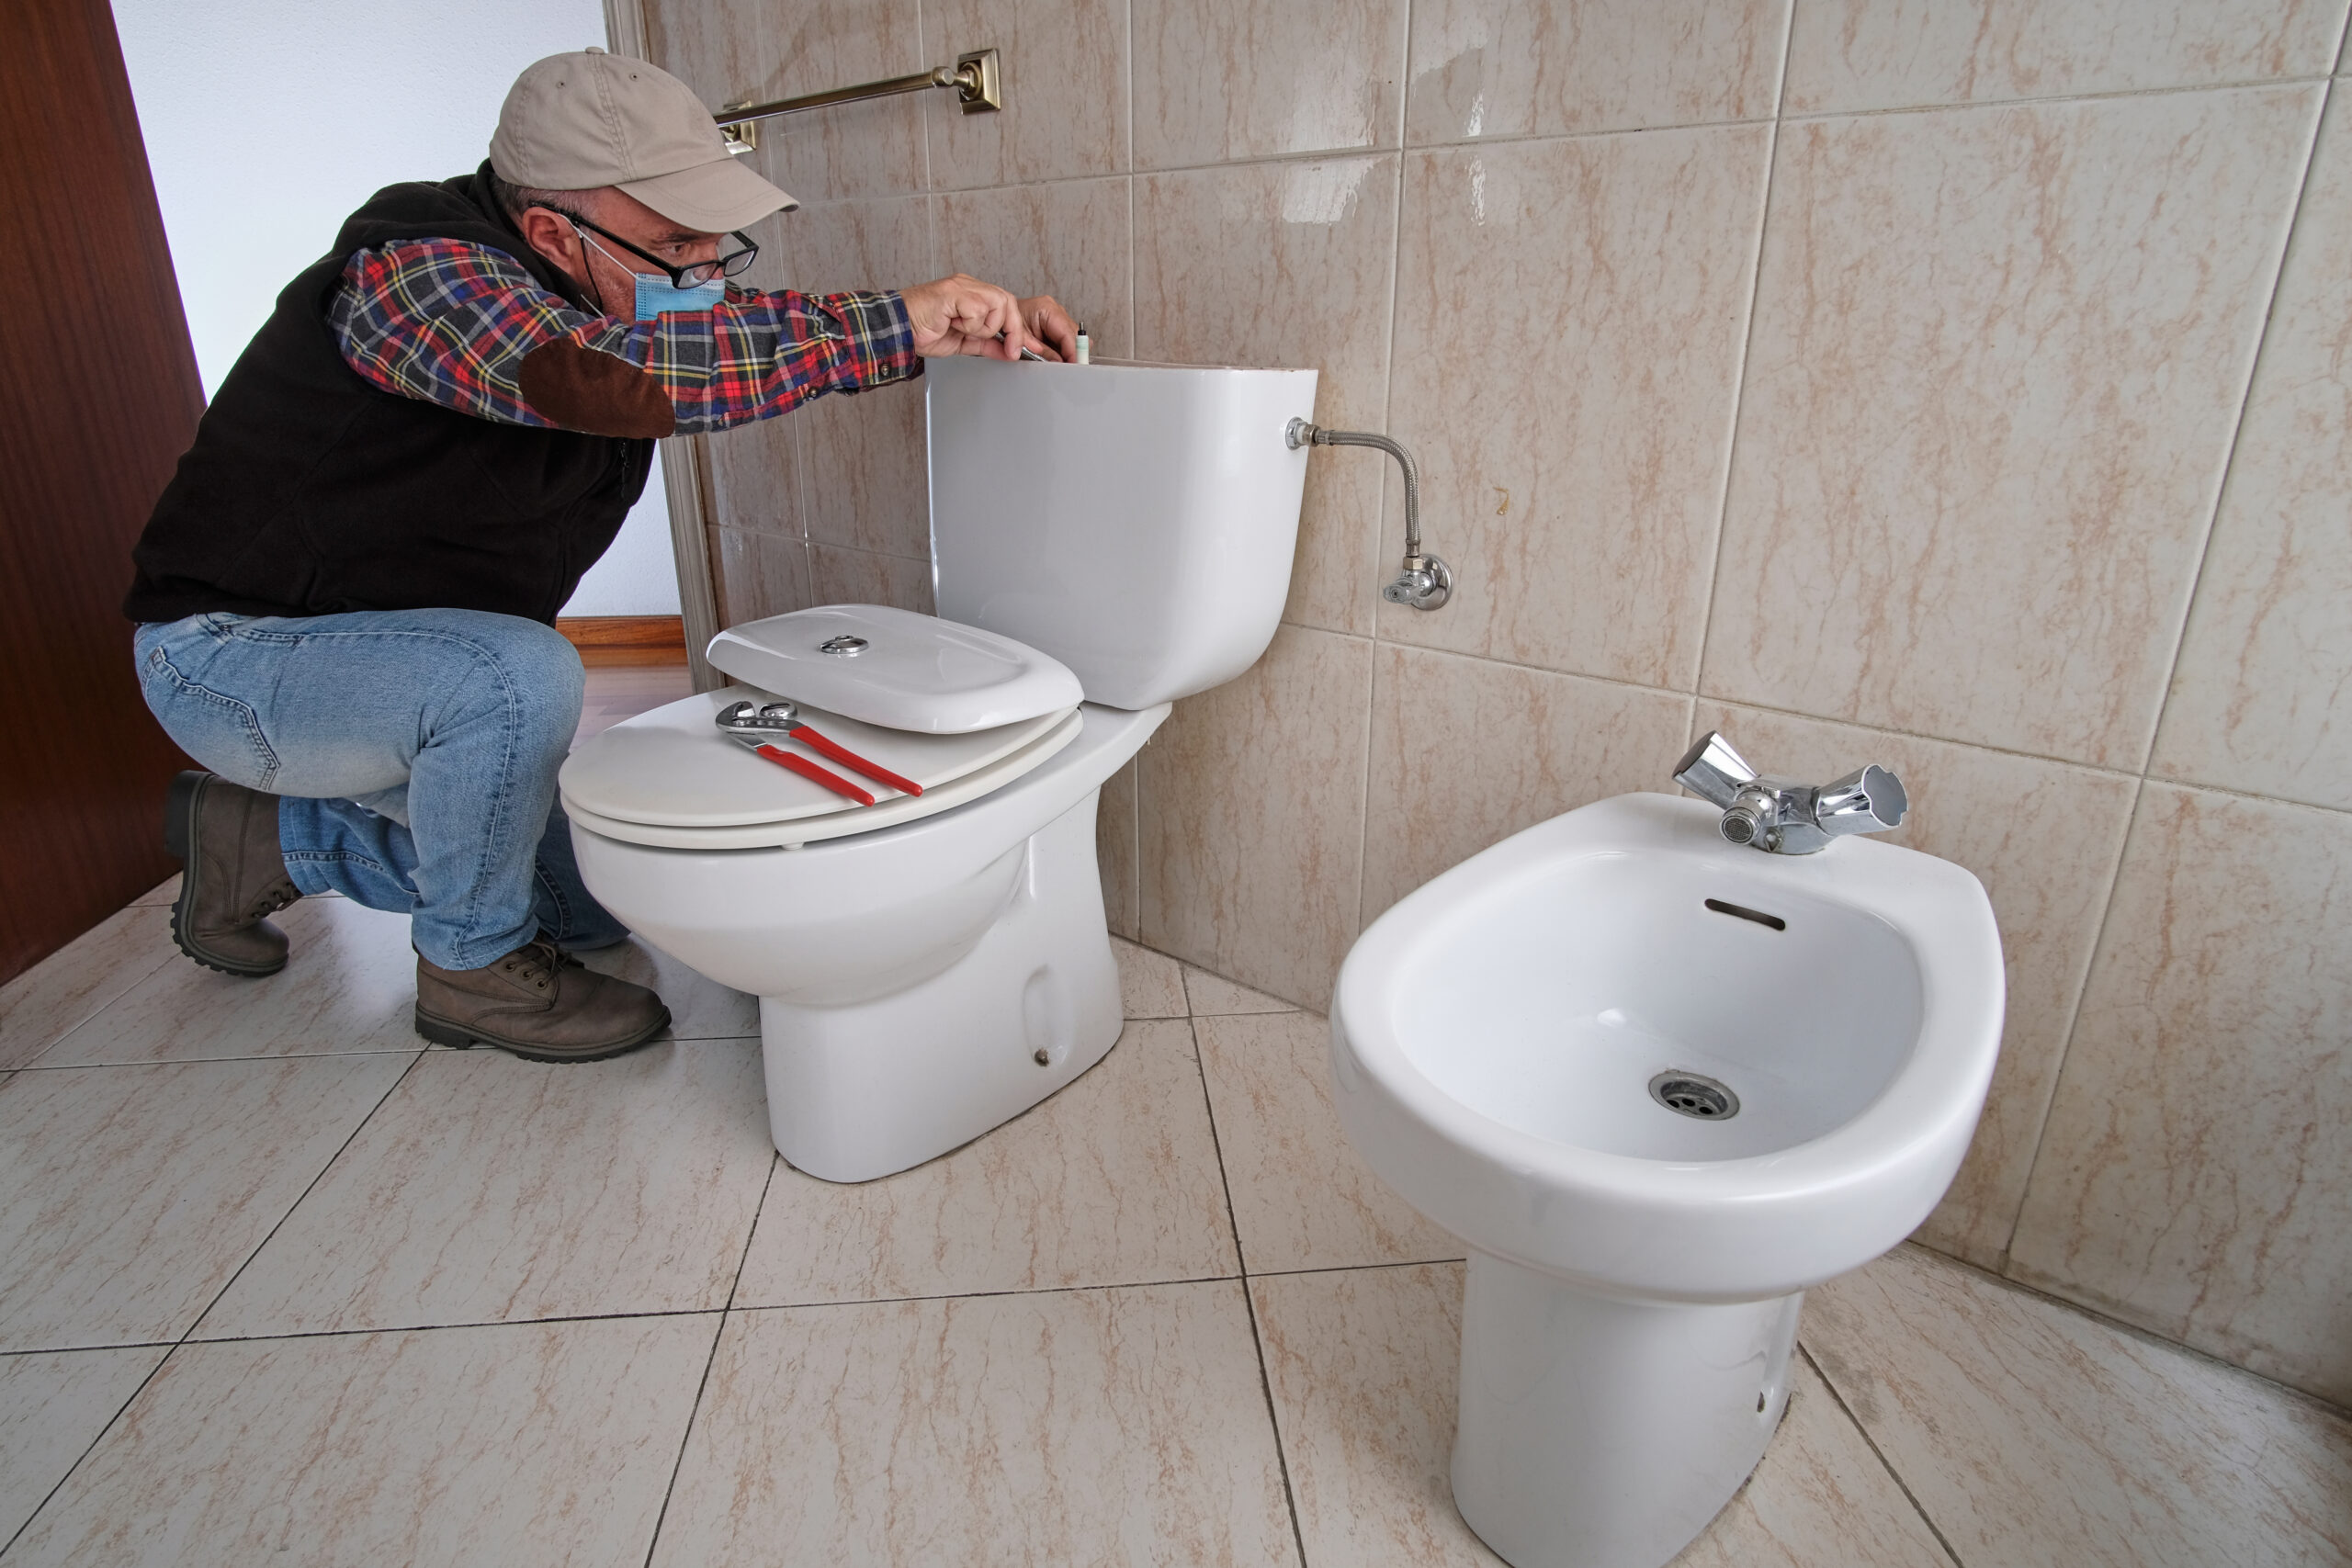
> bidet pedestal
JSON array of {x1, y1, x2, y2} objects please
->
[{"x1": 1451, "y1": 1252, "x2": 1801, "y2": 1568}]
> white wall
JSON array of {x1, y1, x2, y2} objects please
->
[{"x1": 112, "y1": 0, "x2": 681, "y2": 617}]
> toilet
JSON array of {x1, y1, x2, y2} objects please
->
[{"x1": 560, "y1": 355, "x2": 1317, "y2": 1181}]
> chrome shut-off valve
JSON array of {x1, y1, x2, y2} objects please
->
[{"x1": 1672, "y1": 731, "x2": 1908, "y2": 855}]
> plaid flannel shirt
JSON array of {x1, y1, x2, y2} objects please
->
[{"x1": 327, "y1": 238, "x2": 920, "y2": 437}]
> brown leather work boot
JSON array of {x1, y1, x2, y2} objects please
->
[
  {"x1": 413, "y1": 939, "x2": 670, "y2": 1063},
  {"x1": 164, "y1": 771, "x2": 301, "y2": 978}
]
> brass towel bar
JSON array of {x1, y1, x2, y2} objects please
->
[{"x1": 718, "y1": 49, "x2": 1001, "y2": 153}]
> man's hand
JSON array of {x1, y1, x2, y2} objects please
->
[
  {"x1": 900, "y1": 276, "x2": 1080, "y2": 362},
  {"x1": 1019, "y1": 296, "x2": 1080, "y2": 362}
]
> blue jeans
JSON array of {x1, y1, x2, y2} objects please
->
[{"x1": 133, "y1": 608, "x2": 626, "y2": 969}]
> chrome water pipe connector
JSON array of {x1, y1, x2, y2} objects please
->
[
  {"x1": 1286, "y1": 418, "x2": 1453, "y2": 611},
  {"x1": 1672, "y1": 731, "x2": 1909, "y2": 855}
]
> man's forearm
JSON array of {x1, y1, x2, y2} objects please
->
[{"x1": 332, "y1": 239, "x2": 922, "y2": 439}]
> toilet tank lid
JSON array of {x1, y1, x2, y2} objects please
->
[{"x1": 705, "y1": 604, "x2": 1084, "y2": 734}]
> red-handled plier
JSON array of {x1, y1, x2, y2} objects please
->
[{"x1": 716, "y1": 700, "x2": 923, "y2": 805}]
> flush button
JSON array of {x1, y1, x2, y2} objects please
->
[{"x1": 818, "y1": 635, "x2": 868, "y2": 656}]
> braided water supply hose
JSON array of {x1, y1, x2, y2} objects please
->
[{"x1": 1284, "y1": 419, "x2": 1453, "y2": 610}]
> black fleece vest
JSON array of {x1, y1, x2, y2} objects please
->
[{"x1": 124, "y1": 164, "x2": 653, "y2": 626}]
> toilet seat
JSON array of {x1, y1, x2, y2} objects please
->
[
  {"x1": 561, "y1": 605, "x2": 1094, "y2": 852},
  {"x1": 560, "y1": 688, "x2": 1082, "y2": 851}
]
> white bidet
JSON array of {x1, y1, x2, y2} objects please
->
[{"x1": 1330, "y1": 792, "x2": 2004, "y2": 1568}]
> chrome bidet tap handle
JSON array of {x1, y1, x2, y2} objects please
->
[
  {"x1": 1672, "y1": 732, "x2": 1759, "y2": 810},
  {"x1": 1813, "y1": 765, "x2": 1908, "y2": 839}
]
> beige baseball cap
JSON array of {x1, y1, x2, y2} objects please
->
[{"x1": 491, "y1": 48, "x2": 796, "y2": 233}]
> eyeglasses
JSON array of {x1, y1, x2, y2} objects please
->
[{"x1": 552, "y1": 209, "x2": 760, "y2": 288}]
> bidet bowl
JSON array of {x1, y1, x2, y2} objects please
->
[{"x1": 1331, "y1": 791, "x2": 2004, "y2": 1305}]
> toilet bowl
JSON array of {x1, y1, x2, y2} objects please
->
[
  {"x1": 562, "y1": 356, "x2": 1317, "y2": 1182},
  {"x1": 1331, "y1": 792, "x2": 2005, "y2": 1568}
]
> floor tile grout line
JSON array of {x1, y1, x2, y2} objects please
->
[
  {"x1": 1244, "y1": 1257, "x2": 1467, "y2": 1282},
  {"x1": 0, "y1": 1348, "x2": 177, "y2": 1562},
  {"x1": 1796, "y1": 1341, "x2": 1967, "y2": 1568},
  {"x1": 13, "y1": 1046, "x2": 447, "y2": 1072},
  {"x1": 0, "y1": 1046, "x2": 431, "y2": 1558},
  {"x1": 1903, "y1": 1241, "x2": 2352, "y2": 1425},
  {"x1": 1183, "y1": 1013, "x2": 1313, "y2": 1566},
  {"x1": 28, "y1": 1308, "x2": 729, "y2": 1354},
  {"x1": 8, "y1": 1258, "x2": 1475, "y2": 1354},
  {"x1": 171, "y1": 1049, "x2": 433, "y2": 1346},
  {"x1": 17, "y1": 942, "x2": 184, "y2": 1070},
  {"x1": 639, "y1": 1154, "x2": 784, "y2": 1568}
]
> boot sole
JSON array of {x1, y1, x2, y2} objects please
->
[
  {"x1": 164, "y1": 771, "x2": 287, "y2": 980},
  {"x1": 413, "y1": 1005, "x2": 673, "y2": 1064}
]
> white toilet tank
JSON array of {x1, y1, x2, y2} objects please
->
[{"x1": 926, "y1": 355, "x2": 1318, "y2": 711}]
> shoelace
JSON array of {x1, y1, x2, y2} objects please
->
[
  {"x1": 242, "y1": 881, "x2": 299, "y2": 923},
  {"x1": 498, "y1": 940, "x2": 583, "y2": 992}
]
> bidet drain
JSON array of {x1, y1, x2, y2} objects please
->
[{"x1": 1649, "y1": 1070, "x2": 1739, "y2": 1120}]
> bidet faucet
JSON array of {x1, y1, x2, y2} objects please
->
[{"x1": 1672, "y1": 732, "x2": 1908, "y2": 855}]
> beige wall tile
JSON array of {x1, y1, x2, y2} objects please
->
[
  {"x1": 1197, "y1": 1011, "x2": 1459, "y2": 1273},
  {"x1": 0, "y1": 1348, "x2": 165, "y2": 1542},
  {"x1": 37, "y1": 898, "x2": 421, "y2": 1066},
  {"x1": 7, "y1": 1316, "x2": 715, "y2": 1568},
  {"x1": 1785, "y1": 0, "x2": 2349, "y2": 113},
  {"x1": 775, "y1": 193, "x2": 939, "y2": 294},
  {"x1": 1708, "y1": 88, "x2": 2321, "y2": 769},
  {"x1": 642, "y1": 0, "x2": 775, "y2": 116},
  {"x1": 2008, "y1": 784, "x2": 2352, "y2": 1404},
  {"x1": 1692, "y1": 703, "x2": 2135, "y2": 1269},
  {"x1": 1251, "y1": 1262, "x2": 1955, "y2": 1568},
  {"x1": 199, "y1": 1043, "x2": 773, "y2": 1337},
  {"x1": 938, "y1": 175, "x2": 1133, "y2": 356},
  {"x1": 711, "y1": 524, "x2": 809, "y2": 626},
  {"x1": 2152, "y1": 96, "x2": 2352, "y2": 810},
  {"x1": 1134, "y1": 156, "x2": 1398, "y2": 635},
  {"x1": 0, "y1": 905, "x2": 176, "y2": 1070},
  {"x1": 1134, "y1": 0, "x2": 1408, "y2": 167},
  {"x1": 1406, "y1": 0, "x2": 1789, "y2": 144},
  {"x1": 922, "y1": 0, "x2": 1129, "y2": 188},
  {"x1": 1139, "y1": 625, "x2": 1374, "y2": 1008},
  {"x1": 0, "y1": 1055, "x2": 413, "y2": 1351},
  {"x1": 1097, "y1": 758, "x2": 1139, "y2": 939},
  {"x1": 651, "y1": 1283, "x2": 1300, "y2": 1566},
  {"x1": 1112, "y1": 936, "x2": 1186, "y2": 1019},
  {"x1": 1363, "y1": 646, "x2": 1693, "y2": 922},
  {"x1": 1807, "y1": 1244, "x2": 2352, "y2": 1566},
  {"x1": 774, "y1": 197, "x2": 938, "y2": 562},
  {"x1": 806, "y1": 542, "x2": 934, "y2": 613},
  {"x1": 673, "y1": 0, "x2": 927, "y2": 204},
  {"x1": 700, "y1": 413, "x2": 800, "y2": 539},
  {"x1": 1382, "y1": 126, "x2": 1770, "y2": 688},
  {"x1": 733, "y1": 1021, "x2": 1236, "y2": 1304},
  {"x1": 797, "y1": 379, "x2": 931, "y2": 560}
]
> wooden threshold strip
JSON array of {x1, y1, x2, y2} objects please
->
[{"x1": 556, "y1": 615, "x2": 688, "y2": 667}]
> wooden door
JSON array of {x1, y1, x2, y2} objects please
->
[{"x1": 0, "y1": 0, "x2": 200, "y2": 983}]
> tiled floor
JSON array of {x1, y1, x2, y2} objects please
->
[{"x1": 0, "y1": 907, "x2": 2347, "y2": 1562}]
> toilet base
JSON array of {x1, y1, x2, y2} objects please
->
[
  {"x1": 756, "y1": 793, "x2": 1123, "y2": 1182},
  {"x1": 1451, "y1": 1252, "x2": 1802, "y2": 1568}
]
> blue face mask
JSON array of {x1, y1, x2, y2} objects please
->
[{"x1": 631, "y1": 271, "x2": 727, "y2": 321}]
